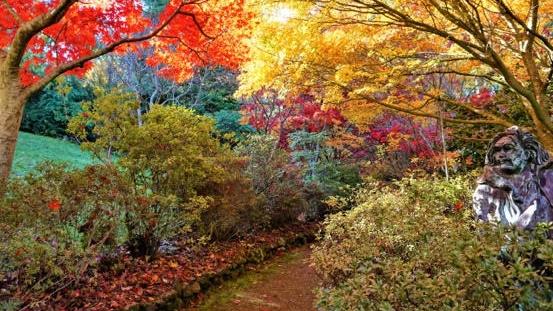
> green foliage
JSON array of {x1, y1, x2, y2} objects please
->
[
  {"x1": 289, "y1": 130, "x2": 333, "y2": 182},
  {"x1": 288, "y1": 130, "x2": 361, "y2": 217},
  {"x1": 119, "y1": 105, "x2": 228, "y2": 198},
  {"x1": 183, "y1": 66, "x2": 240, "y2": 114},
  {"x1": 212, "y1": 109, "x2": 253, "y2": 139},
  {"x1": 289, "y1": 130, "x2": 361, "y2": 192},
  {"x1": 142, "y1": 0, "x2": 169, "y2": 15},
  {"x1": 21, "y1": 76, "x2": 93, "y2": 138},
  {"x1": 180, "y1": 66, "x2": 253, "y2": 139},
  {"x1": 315, "y1": 162, "x2": 361, "y2": 197},
  {"x1": 68, "y1": 88, "x2": 139, "y2": 162},
  {"x1": 313, "y1": 174, "x2": 553, "y2": 310}
]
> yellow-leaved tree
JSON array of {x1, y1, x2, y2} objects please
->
[{"x1": 239, "y1": 0, "x2": 553, "y2": 149}]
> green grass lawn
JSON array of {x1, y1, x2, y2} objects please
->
[{"x1": 11, "y1": 132, "x2": 98, "y2": 177}]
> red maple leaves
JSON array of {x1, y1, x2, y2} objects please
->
[
  {"x1": 469, "y1": 88, "x2": 494, "y2": 108},
  {"x1": 241, "y1": 91, "x2": 346, "y2": 147},
  {"x1": 1, "y1": 0, "x2": 251, "y2": 86},
  {"x1": 48, "y1": 199, "x2": 61, "y2": 212}
]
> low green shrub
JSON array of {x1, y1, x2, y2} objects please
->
[
  {"x1": 0, "y1": 163, "x2": 130, "y2": 305},
  {"x1": 314, "y1": 174, "x2": 553, "y2": 310}
]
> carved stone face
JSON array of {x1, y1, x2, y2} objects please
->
[{"x1": 491, "y1": 136, "x2": 528, "y2": 174}]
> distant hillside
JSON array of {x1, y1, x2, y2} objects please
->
[{"x1": 12, "y1": 132, "x2": 98, "y2": 177}]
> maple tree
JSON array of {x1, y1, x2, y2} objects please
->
[
  {"x1": 241, "y1": 90, "x2": 346, "y2": 147},
  {"x1": 239, "y1": 0, "x2": 553, "y2": 151},
  {"x1": 0, "y1": 0, "x2": 250, "y2": 191}
]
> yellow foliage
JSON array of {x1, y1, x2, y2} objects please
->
[{"x1": 238, "y1": 0, "x2": 553, "y2": 131}]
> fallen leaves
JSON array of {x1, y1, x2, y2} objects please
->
[
  {"x1": 37, "y1": 223, "x2": 319, "y2": 310},
  {"x1": 168, "y1": 261, "x2": 179, "y2": 269}
]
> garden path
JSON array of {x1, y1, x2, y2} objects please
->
[{"x1": 188, "y1": 245, "x2": 319, "y2": 311}]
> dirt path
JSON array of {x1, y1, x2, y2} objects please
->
[{"x1": 188, "y1": 245, "x2": 320, "y2": 311}]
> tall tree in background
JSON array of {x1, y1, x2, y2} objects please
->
[
  {"x1": 239, "y1": 0, "x2": 553, "y2": 150},
  {"x1": 0, "y1": 0, "x2": 250, "y2": 190}
]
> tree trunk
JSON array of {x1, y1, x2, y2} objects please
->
[
  {"x1": 522, "y1": 95, "x2": 553, "y2": 154},
  {"x1": 0, "y1": 71, "x2": 24, "y2": 193}
]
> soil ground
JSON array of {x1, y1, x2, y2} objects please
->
[{"x1": 189, "y1": 245, "x2": 320, "y2": 311}]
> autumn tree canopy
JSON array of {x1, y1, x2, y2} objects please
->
[
  {"x1": 238, "y1": 0, "x2": 553, "y2": 149},
  {"x1": 0, "y1": 0, "x2": 251, "y2": 190}
]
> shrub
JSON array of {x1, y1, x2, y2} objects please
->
[
  {"x1": 196, "y1": 154, "x2": 260, "y2": 240},
  {"x1": 313, "y1": 174, "x2": 553, "y2": 310},
  {"x1": 288, "y1": 130, "x2": 362, "y2": 219},
  {"x1": 202, "y1": 156, "x2": 257, "y2": 237},
  {"x1": 119, "y1": 105, "x2": 228, "y2": 199},
  {"x1": 125, "y1": 193, "x2": 195, "y2": 258},
  {"x1": 67, "y1": 88, "x2": 139, "y2": 162},
  {"x1": 305, "y1": 161, "x2": 362, "y2": 219},
  {"x1": 0, "y1": 163, "x2": 130, "y2": 305},
  {"x1": 0, "y1": 161, "x2": 205, "y2": 305},
  {"x1": 115, "y1": 104, "x2": 261, "y2": 243},
  {"x1": 235, "y1": 134, "x2": 308, "y2": 228},
  {"x1": 362, "y1": 147, "x2": 412, "y2": 181},
  {"x1": 72, "y1": 102, "x2": 264, "y2": 243}
]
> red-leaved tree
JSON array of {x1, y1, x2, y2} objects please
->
[
  {"x1": 241, "y1": 90, "x2": 345, "y2": 148},
  {"x1": 0, "y1": 0, "x2": 250, "y2": 191}
]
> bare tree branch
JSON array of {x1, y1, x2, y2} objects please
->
[{"x1": 332, "y1": 81, "x2": 514, "y2": 127}]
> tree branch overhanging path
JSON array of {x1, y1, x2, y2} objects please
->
[
  {"x1": 348, "y1": 0, "x2": 552, "y2": 133},
  {"x1": 0, "y1": 0, "x2": 247, "y2": 192},
  {"x1": 239, "y1": 0, "x2": 553, "y2": 150}
]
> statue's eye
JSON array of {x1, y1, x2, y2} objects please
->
[{"x1": 503, "y1": 144, "x2": 514, "y2": 151}]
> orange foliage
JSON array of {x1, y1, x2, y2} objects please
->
[{"x1": 0, "y1": 0, "x2": 252, "y2": 86}]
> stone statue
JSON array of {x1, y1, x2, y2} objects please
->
[{"x1": 473, "y1": 126, "x2": 553, "y2": 229}]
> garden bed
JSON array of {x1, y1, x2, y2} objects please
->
[{"x1": 31, "y1": 223, "x2": 319, "y2": 310}]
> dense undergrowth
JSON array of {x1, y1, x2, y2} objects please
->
[
  {"x1": 0, "y1": 103, "x2": 355, "y2": 309},
  {"x1": 313, "y1": 175, "x2": 553, "y2": 310}
]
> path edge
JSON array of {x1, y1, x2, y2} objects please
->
[{"x1": 125, "y1": 225, "x2": 318, "y2": 311}]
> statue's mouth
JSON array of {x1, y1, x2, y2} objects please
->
[{"x1": 498, "y1": 159, "x2": 513, "y2": 165}]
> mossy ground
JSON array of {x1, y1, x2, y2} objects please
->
[{"x1": 193, "y1": 246, "x2": 318, "y2": 311}]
